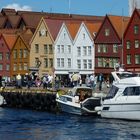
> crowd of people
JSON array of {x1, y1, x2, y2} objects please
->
[{"x1": 0, "y1": 72, "x2": 113, "y2": 91}]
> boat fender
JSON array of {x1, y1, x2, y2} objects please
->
[
  {"x1": 95, "y1": 106, "x2": 102, "y2": 112},
  {"x1": 0, "y1": 94, "x2": 4, "y2": 106},
  {"x1": 75, "y1": 96, "x2": 79, "y2": 103}
]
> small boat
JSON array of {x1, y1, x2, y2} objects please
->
[
  {"x1": 56, "y1": 86, "x2": 101, "y2": 115},
  {"x1": 98, "y1": 69, "x2": 140, "y2": 120}
]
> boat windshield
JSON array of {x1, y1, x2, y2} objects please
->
[
  {"x1": 116, "y1": 73, "x2": 138, "y2": 79},
  {"x1": 105, "y1": 85, "x2": 119, "y2": 99}
]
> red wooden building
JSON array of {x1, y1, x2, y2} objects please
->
[
  {"x1": 94, "y1": 15, "x2": 129, "y2": 80},
  {"x1": 124, "y1": 9, "x2": 140, "y2": 73}
]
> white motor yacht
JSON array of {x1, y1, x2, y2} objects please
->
[
  {"x1": 56, "y1": 86, "x2": 101, "y2": 115},
  {"x1": 99, "y1": 70, "x2": 140, "y2": 120}
]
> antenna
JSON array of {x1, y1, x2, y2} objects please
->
[{"x1": 69, "y1": 0, "x2": 71, "y2": 16}]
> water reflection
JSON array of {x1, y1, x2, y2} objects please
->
[{"x1": 0, "y1": 108, "x2": 140, "y2": 140}]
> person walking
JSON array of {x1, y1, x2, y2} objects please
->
[
  {"x1": 98, "y1": 73, "x2": 104, "y2": 91},
  {"x1": 90, "y1": 73, "x2": 95, "y2": 90}
]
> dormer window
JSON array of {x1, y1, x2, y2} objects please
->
[{"x1": 105, "y1": 29, "x2": 110, "y2": 36}]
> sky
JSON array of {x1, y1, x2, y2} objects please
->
[{"x1": 0, "y1": 0, "x2": 129, "y2": 16}]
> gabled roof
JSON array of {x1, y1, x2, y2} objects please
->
[
  {"x1": 108, "y1": 15, "x2": 130, "y2": 38},
  {"x1": 20, "y1": 30, "x2": 33, "y2": 47},
  {"x1": 2, "y1": 34, "x2": 17, "y2": 50},
  {"x1": 124, "y1": 9, "x2": 140, "y2": 38},
  {"x1": 6, "y1": 15, "x2": 21, "y2": 28},
  {"x1": 1, "y1": 8, "x2": 16, "y2": 16},
  {"x1": 66, "y1": 22, "x2": 81, "y2": 40},
  {"x1": 44, "y1": 18, "x2": 63, "y2": 40},
  {"x1": 20, "y1": 12, "x2": 47, "y2": 28}
]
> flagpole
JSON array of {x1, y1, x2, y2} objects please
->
[{"x1": 69, "y1": 0, "x2": 71, "y2": 16}]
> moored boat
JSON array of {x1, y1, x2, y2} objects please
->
[
  {"x1": 98, "y1": 69, "x2": 140, "y2": 120},
  {"x1": 56, "y1": 86, "x2": 102, "y2": 115}
]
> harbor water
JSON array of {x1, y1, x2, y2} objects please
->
[{"x1": 0, "y1": 107, "x2": 140, "y2": 140}]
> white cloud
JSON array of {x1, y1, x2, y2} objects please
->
[{"x1": 4, "y1": 3, "x2": 32, "y2": 11}]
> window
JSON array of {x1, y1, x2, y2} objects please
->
[
  {"x1": 68, "y1": 58, "x2": 71, "y2": 68},
  {"x1": 6, "y1": 64, "x2": 10, "y2": 71},
  {"x1": 126, "y1": 41, "x2": 131, "y2": 49},
  {"x1": 0, "y1": 64, "x2": 3, "y2": 70},
  {"x1": 23, "y1": 63, "x2": 28, "y2": 70},
  {"x1": 83, "y1": 59, "x2": 87, "y2": 69},
  {"x1": 19, "y1": 63, "x2": 23, "y2": 70},
  {"x1": 113, "y1": 44, "x2": 118, "y2": 53},
  {"x1": 0, "y1": 53, "x2": 3, "y2": 60},
  {"x1": 98, "y1": 45, "x2": 102, "y2": 53},
  {"x1": 98, "y1": 58, "x2": 103, "y2": 67},
  {"x1": 61, "y1": 45, "x2": 64, "y2": 53},
  {"x1": 105, "y1": 29, "x2": 110, "y2": 36},
  {"x1": 102, "y1": 45, "x2": 107, "y2": 53},
  {"x1": 83, "y1": 33, "x2": 85, "y2": 39},
  {"x1": 57, "y1": 45, "x2": 60, "y2": 53},
  {"x1": 44, "y1": 58, "x2": 48, "y2": 68},
  {"x1": 35, "y1": 58, "x2": 39, "y2": 67},
  {"x1": 49, "y1": 44, "x2": 53, "y2": 54},
  {"x1": 13, "y1": 50, "x2": 17, "y2": 59},
  {"x1": 35, "y1": 44, "x2": 39, "y2": 53},
  {"x1": 88, "y1": 46, "x2": 92, "y2": 56},
  {"x1": 57, "y1": 58, "x2": 60, "y2": 67},
  {"x1": 134, "y1": 25, "x2": 139, "y2": 34},
  {"x1": 13, "y1": 63, "x2": 17, "y2": 71},
  {"x1": 77, "y1": 47, "x2": 81, "y2": 56},
  {"x1": 23, "y1": 49, "x2": 28, "y2": 58},
  {"x1": 64, "y1": 33, "x2": 66, "y2": 39},
  {"x1": 44, "y1": 44, "x2": 48, "y2": 54},
  {"x1": 61, "y1": 58, "x2": 64, "y2": 67},
  {"x1": 135, "y1": 55, "x2": 140, "y2": 64},
  {"x1": 77, "y1": 59, "x2": 81, "y2": 69},
  {"x1": 123, "y1": 87, "x2": 140, "y2": 96},
  {"x1": 49, "y1": 58, "x2": 53, "y2": 67},
  {"x1": 83, "y1": 46, "x2": 87, "y2": 56},
  {"x1": 135, "y1": 40, "x2": 139, "y2": 48},
  {"x1": 19, "y1": 49, "x2": 23, "y2": 58},
  {"x1": 127, "y1": 55, "x2": 131, "y2": 64},
  {"x1": 68, "y1": 45, "x2": 71, "y2": 53},
  {"x1": 88, "y1": 60, "x2": 92, "y2": 69},
  {"x1": 6, "y1": 52, "x2": 10, "y2": 60}
]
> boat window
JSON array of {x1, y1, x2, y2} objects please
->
[
  {"x1": 67, "y1": 97, "x2": 72, "y2": 102},
  {"x1": 105, "y1": 85, "x2": 119, "y2": 99},
  {"x1": 123, "y1": 87, "x2": 140, "y2": 96},
  {"x1": 60, "y1": 96, "x2": 72, "y2": 102}
]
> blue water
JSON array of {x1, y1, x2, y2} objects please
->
[{"x1": 0, "y1": 108, "x2": 140, "y2": 140}]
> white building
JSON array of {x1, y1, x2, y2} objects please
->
[{"x1": 73, "y1": 22, "x2": 95, "y2": 80}]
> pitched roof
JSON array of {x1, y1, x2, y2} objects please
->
[
  {"x1": 2, "y1": 34, "x2": 17, "y2": 50},
  {"x1": 1, "y1": 8, "x2": 16, "y2": 16},
  {"x1": 108, "y1": 15, "x2": 130, "y2": 38},
  {"x1": 20, "y1": 30, "x2": 33, "y2": 47},
  {"x1": 6, "y1": 15, "x2": 21, "y2": 28},
  {"x1": 0, "y1": 16, "x2": 6, "y2": 28},
  {"x1": 66, "y1": 22, "x2": 81, "y2": 40},
  {"x1": 20, "y1": 12, "x2": 47, "y2": 28},
  {"x1": 85, "y1": 22, "x2": 102, "y2": 39},
  {"x1": 44, "y1": 18, "x2": 63, "y2": 40}
]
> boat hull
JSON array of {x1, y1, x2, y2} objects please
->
[{"x1": 101, "y1": 103, "x2": 140, "y2": 120}]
